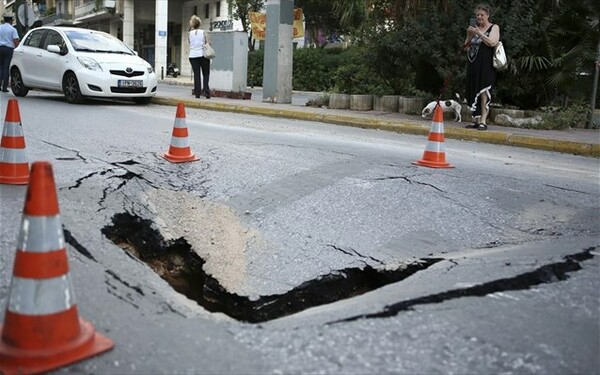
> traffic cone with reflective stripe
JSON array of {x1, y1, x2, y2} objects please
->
[
  {"x1": 0, "y1": 99, "x2": 29, "y2": 184},
  {"x1": 413, "y1": 102, "x2": 454, "y2": 168},
  {"x1": 0, "y1": 161, "x2": 114, "y2": 375},
  {"x1": 162, "y1": 102, "x2": 199, "y2": 163}
]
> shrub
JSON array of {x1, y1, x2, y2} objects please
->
[
  {"x1": 332, "y1": 63, "x2": 393, "y2": 95},
  {"x1": 248, "y1": 46, "x2": 393, "y2": 95},
  {"x1": 540, "y1": 102, "x2": 589, "y2": 130},
  {"x1": 247, "y1": 48, "x2": 264, "y2": 88},
  {"x1": 330, "y1": 47, "x2": 393, "y2": 95},
  {"x1": 292, "y1": 48, "x2": 343, "y2": 92}
]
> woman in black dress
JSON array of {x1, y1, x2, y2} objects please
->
[{"x1": 465, "y1": 4, "x2": 500, "y2": 130}]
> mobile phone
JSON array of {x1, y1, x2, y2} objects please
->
[{"x1": 469, "y1": 17, "x2": 477, "y2": 27}]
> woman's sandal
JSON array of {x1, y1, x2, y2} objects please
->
[
  {"x1": 477, "y1": 123, "x2": 488, "y2": 130},
  {"x1": 465, "y1": 123, "x2": 479, "y2": 129}
]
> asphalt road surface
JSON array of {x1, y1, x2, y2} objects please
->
[{"x1": 0, "y1": 94, "x2": 598, "y2": 374}]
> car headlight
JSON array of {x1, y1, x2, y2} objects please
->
[
  {"x1": 77, "y1": 56, "x2": 102, "y2": 71},
  {"x1": 147, "y1": 65, "x2": 154, "y2": 74}
]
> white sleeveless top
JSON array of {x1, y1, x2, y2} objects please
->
[{"x1": 189, "y1": 29, "x2": 206, "y2": 58}]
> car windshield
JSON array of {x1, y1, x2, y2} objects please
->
[{"x1": 64, "y1": 29, "x2": 133, "y2": 55}]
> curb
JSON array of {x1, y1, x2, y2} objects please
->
[{"x1": 152, "y1": 97, "x2": 600, "y2": 158}]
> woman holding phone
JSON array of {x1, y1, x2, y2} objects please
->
[{"x1": 464, "y1": 3, "x2": 500, "y2": 130}]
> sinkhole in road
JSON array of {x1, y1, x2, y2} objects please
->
[{"x1": 102, "y1": 212, "x2": 441, "y2": 323}]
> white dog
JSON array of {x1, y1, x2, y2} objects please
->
[{"x1": 421, "y1": 99, "x2": 462, "y2": 122}]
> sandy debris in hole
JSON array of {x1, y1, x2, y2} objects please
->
[{"x1": 146, "y1": 189, "x2": 259, "y2": 293}]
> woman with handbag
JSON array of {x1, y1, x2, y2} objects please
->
[
  {"x1": 464, "y1": 3, "x2": 500, "y2": 131},
  {"x1": 188, "y1": 15, "x2": 211, "y2": 99}
]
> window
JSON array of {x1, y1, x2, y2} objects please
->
[
  {"x1": 24, "y1": 30, "x2": 45, "y2": 48},
  {"x1": 42, "y1": 31, "x2": 66, "y2": 51},
  {"x1": 216, "y1": 1, "x2": 221, "y2": 17},
  {"x1": 205, "y1": 4, "x2": 209, "y2": 18},
  {"x1": 65, "y1": 30, "x2": 132, "y2": 54}
]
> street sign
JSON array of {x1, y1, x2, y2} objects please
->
[{"x1": 17, "y1": 3, "x2": 35, "y2": 27}]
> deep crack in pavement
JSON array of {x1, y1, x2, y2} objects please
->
[
  {"x1": 102, "y1": 212, "x2": 442, "y2": 323},
  {"x1": 330, "y1": 248, "x2": 597, "y2": 324}
]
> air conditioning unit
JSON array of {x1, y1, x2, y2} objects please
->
[{"x1": 105, "y1": 0, "x2": 116, "y2": 9}]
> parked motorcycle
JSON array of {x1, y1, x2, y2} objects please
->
[{"x1": 167, "y1": 63, "x2": 180, "y2": 78}]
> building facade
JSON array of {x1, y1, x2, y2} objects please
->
[{"x1": 2, "y1": 0, "x2": 241, "y2": 77}]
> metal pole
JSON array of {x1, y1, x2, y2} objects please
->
[
  {"x1": 24, "y1": 1, "x2": 28, "y2": 33},
  {"x1": 589, "y1": 36, "x2": 600, "y2": 128}
]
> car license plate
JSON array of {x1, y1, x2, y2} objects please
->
[{"x1": 118, "y1": 80, "x2": 142, "y2": 88}]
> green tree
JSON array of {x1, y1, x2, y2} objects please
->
[
  {"x1": 227, "y1": 0, "x2": 265, "y2": 51},
  {"x1": 354, "y1": 0, "x2": 470, "y2": 97},
  {"x1": 342, "y1": 0, "x2": 599, "y2": 110},
  {"x1": 294, "y1": 0, "x2": 367, "y2": 46},
  {"x1": 493, "y1": 0, "x2": 600, "y2": 108},
  {"x1": 332, "y1": 0, "x2": 368, "y2": 32},
  {"x1": 294, "y1": 0, "x2": 338, "y2": 46},
  {"x1": 284, "y1": 0, "x2": 598, "y2": 113},
  {"x1": 542, "y1": 0, "x2": 599, "y2": 106}
]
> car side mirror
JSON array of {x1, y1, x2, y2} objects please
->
[{"x1": 47, "y1": 44, "x2": 67, "y2": 55}]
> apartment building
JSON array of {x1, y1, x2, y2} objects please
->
[{"x1": 4, "y1": 0, "x2": 240, "y2": 77}]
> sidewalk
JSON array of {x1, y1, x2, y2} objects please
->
[{"x1": 155, "y1": 76, "x2": 600, "y2": 157}]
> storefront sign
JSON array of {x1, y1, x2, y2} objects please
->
[{"x1": 211, "y1": 20, "x2": 234, "y2": 31}]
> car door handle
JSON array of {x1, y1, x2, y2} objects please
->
[{"x1": 36, "y1": 53, "x2": 43, "y2": 57}]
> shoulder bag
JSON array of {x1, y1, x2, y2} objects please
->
[
  {"x1": 493, "y1": 41, "x2": 507, "y2": 71},
  {"x1": 204, "y1": 43, "x2": 215, "y2": 59}
]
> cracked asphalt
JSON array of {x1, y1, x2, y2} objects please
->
[{"x1": 0, "y1": 93, "x2": 598, "y2": 374}]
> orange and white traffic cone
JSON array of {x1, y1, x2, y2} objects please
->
[
  {"x1": 162, "y1": 102, "x2": 199, "y2": 163},
  {"x1": 0, "y1": 161, "x2": 114, "y2": 375},
  {"x1": 0, "y1": 99, "x2": 29, "y2": 184},
  {"x1": 413, "y1": 102, "x2": 454, "y2": 168}
]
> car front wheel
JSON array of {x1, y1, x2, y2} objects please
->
[
  {"x1": 10, "y1": 67, "x2": 29, "y2": 97},
  {"x1": 63, "y1": 72, "x2": 84, "y2": 104}
]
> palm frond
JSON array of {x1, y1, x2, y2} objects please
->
[
  {"x1": 516, "y1": 55, "x2": 552, "y2": 72},
  {"x1": 547, "y1": 70, "x2": 568, "y2": 87},
  {"x1": 552, "y1": 43, "x2": 591, "y2": 65},
  {"x1": 333, "y1": 0, "x2": 367, "y2": 27}
]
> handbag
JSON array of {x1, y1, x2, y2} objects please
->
[
  {"x1": 493, "y1": 41, "x2": 507, "y2": 71},
  {"x1": 204, "y1": 43, "x2": 215, "y2": 59}
]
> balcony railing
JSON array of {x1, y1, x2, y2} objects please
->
[
  {"x1": 42, "y1": 12, "x2": 74, "y2": 26},
  {"x1": 74, "y1": 0, "x2": 115, "y2": 20}
]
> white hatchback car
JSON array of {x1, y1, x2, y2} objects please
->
[{"x1": 10, "y1": 26, "x2": 157, "y2": 104}]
